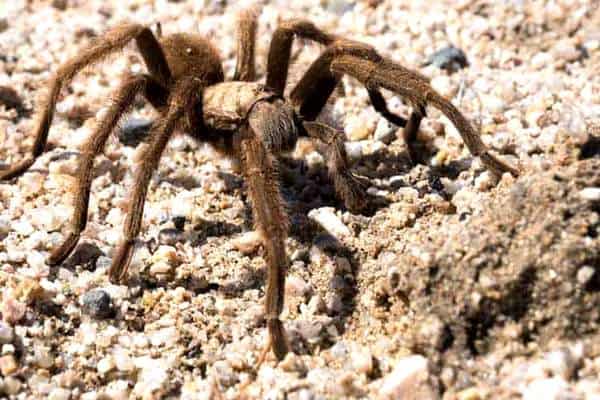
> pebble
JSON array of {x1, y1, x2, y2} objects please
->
[
  {"x1": 308, "y1": 207, "x2": 352, "y2": 239},
  {"x1": 65, "y1": 243, "x2": 104, "y2": 271},
  {"x1": 97, "y1": 356, "x2": 115, "y2": 375},
  {"x1": 351, "y1": 349, "x2": 374, "y2": 375},
  {"x1": 579, "y1": 187, "x2": 600, "y2": 201},
  {"x1": 0, "y1": 354, "x2": 18, "y2": 375},
  {"x1": 577, "y1": 266, "x2": 595, "y2": 286},
  {"x1": 157, "y1": 228, "x2": 185, "y2": 246},
  {"x1": 522, "y1": 377, "x2": 572, "y2": 400},
  {"x1": 543, "y1": 348, "x2": 578, "y2": 380},
  {"x1": 0, "y1": 323, "x2": 14, "y2": 344},
  {"x1": 3, "y1": 376, "x2": 22, "y2": 395},
  {"x1": 48, "y1": 387, "x2": 71, "y2": 400},
  {"x1": 1, "y1": 297, "x2": 26, "y2": 325},
  {"x1": 424, "y1": 45, "x2": 468, "y2": 72},
  {"x1": 379, "y1": 355, "x2": 436, "y2": 399},
  {"x1": 0, "y1": 86, "x2": 23, "y2": 111},
  {"x1": 118, "y1": 118, "x2": 153, "y2": 147},
  {"x1": 286, "y1": 275, "x2": 312, "y2": 298},
  {"x1": 34, "y1": 346, "x2": 54, "y2": 369},
  {"x1": 345, "y1": 114, "x2": 376, "y2": 141},
  {"x1": 81, "y1": 290, "x2": 114, "y2": 319},
  {"x1": 133, "y1": 366, "x2": 168, "y2": 398},
  {"x1": 231, "y1": 231, "x2": 263, "y2": 255},
  {"x1": 374, "y1": 118, "x2": 398, "y2": 144}
]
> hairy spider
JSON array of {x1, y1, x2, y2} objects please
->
[{"x1": 0, "y1": 10, "x2": 519, "y2": 361}]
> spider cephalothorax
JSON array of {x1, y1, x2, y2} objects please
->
[{"x1": 0, "y1": 10, "x2": 518, "y2": 361}]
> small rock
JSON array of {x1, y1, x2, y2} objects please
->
[
  {"x1": 351, "y1": 349, "x2": 374, "y2": 375},
  {"x1": 149, "y1": 261, "x2": 173, "y2": 277},
  {"x1": 1, "y1": 297, "x2": 26, "y2": 325},
  {"x1": 0, "y1": 18, "x2": 8, "y2": 33},
  {"x1": 118, "y1": 118, "x2": 153, "y2": 147},
  {"x1": 157, "y1": 228, "x2": 185, "y2": 246},
  {"x1": 531, "y1": 52, "x2": 553, "y2": 70},
  {"x1": 374, "y1": 118, "x2": 398, "y2": 144},
  {"x1": 3, "y1": 376, "x2": 22, "y2": 395},
  {"x1": 0, "y1": 354, "x2": 18, "y2": 375},
  {"x1": 34, "y1": 346, "x2": 54, "y2": 369},
  {"x1": 133, "y1": 366, "x2": 168, "y2": 398},
  {"x1": 308, "y1": 207, "x2": 352, "y2": 239},
  {"x1": 48, "y1": 387, "x2": 71, "y2": 400},
  {"x1": 345, "y1": 114, "x2": 376, "y2": 141},
  {"x1": 543, "y1": 348, "x2": 578, "y2": 380},
  {"x1": 65, "y1": 243, "x2": 104, "y2": 271},
  {"x1": 579, "y1": 187, "x2": 600, "y2": 201},
  {"x1": 424, "y1": 46, "x2": 468, "y2": 73},
  {"x1": 456, "y1": 387, "x2": 483, "y2": 400},
  {"x1": 286, "y1": 275, "x2": 312, "y2": 298},
  {"x1": 0, "y1": 322, "x2": 14, "y2": 344},
  {"x1": 577, "y1": 266, "x2": 595, "y2": 286},
  {"x1": 523, "y1": 378, "x2": 572, "y2": 400},
  {"x1": 97, "y1": 356, "x2": 115, "y2": 375},
  {"x1": 0, "y1": 86, "x2": 24, "y2": 111},
  {"x1": 51, "y1": 0, "x2": 69, "y2": 10},
  {"x1": 81, "y1": 290, "x2": 114, "y2": 319},
  {"x1": 379, "y1": 355, "x2": 437, "y2": 400},
  {"x1": 232, "y1": 231, "x2": 262, "y2": 255},
  {"x1": 345, "y1": 142, "x2": 363, "y2": 161}
]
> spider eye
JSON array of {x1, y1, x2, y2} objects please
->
[{"x1": 185, "y1": 47, "x2": 193, "y2": 55}]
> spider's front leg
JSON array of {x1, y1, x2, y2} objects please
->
[
  {"x1": 235, "y1": 111, "x2": 292, "y2": 361},
  {"x1": 47, "y1": 74, "x2": 167, "y2": 266},
  {"x1": 0, "y1": 23, "x2": 170, "y2": 181}
]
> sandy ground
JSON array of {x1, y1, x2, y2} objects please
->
[{"x1": 0, "y1": 0, "x2": 599, "y2": 399}]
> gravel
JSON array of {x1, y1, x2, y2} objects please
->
[{"x1": 0, "y1": 0, "x2": 599, "y2": 399}]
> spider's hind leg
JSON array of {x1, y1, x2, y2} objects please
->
[
  {"x1": 302, "y1": 121, "x2": 368, "y2": 213},
  {"x1": 0, "y1": 23, "x2": 170, "y2": 181}
]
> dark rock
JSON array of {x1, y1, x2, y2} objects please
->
[
  {"x1": 51, "y1": 0, "x2": 68, "y2": 10},
  {"x1": 65, "y1": 242, "x2": 104, "y2": 271},
  {"x1": 172, "y1": 216, "x2": 186, "y2": 231},
  {"x1": 81, "y1": 290, "x2": 114, "y2": 319},
  {"x1": 0, "y1": 86, "x2": 24, "y2": 111},
  {"x1": 118, "y1": 118, "x2": 153, "y2": 147},
  {"x1": 0, "y1": 18, "x2": 8, "y2": 33},
  {"x1": 424, "y1": 46, "x2": 469, "y2": 73}
]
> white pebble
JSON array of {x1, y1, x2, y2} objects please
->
[
  {"x1": 308, "y1": 207, "x2": 352, "y2": 239},
  {"x1": 579, "y1": 188, "x2": 600, "y2": 201},
  {"x1": 379, "y1": 355, "x2": 435, "y2": 399},
  {"x1": 97, "y1": 356, "x2": 115, "y2": 375},
  {"x1": 48, "y1": 387, "x2": 71, "y2": 400},
  {"x1": 523, "y1": 378, "x2": 572, "y2": 400}
]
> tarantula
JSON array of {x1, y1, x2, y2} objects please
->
[{"x1": 0, "y1": 10, "x2": 518, "y2": 361}]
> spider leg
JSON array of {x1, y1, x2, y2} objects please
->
[
  {"x1": 109, "y1": 78, "x2": 203, "y2": 283},
  {"x1": 329, "y1": 51, "x2": 519, "y2": 176},
  {"x1": 288, "y1": 38, "x2": 518, "y2": 177},
  {"x1": 0, "y1": 23, "x2": 170, "y2": 181},
  {"x1": 236, "y1": 114, "x2": 290, "y2": 361},
  {"x1": 265, "y1": 19, "x2": 336, "y2": 96},
  {"x1": 233, "y1": 7, "x2": 258, "y2": 82},
  {"x1": 302, "y1": 121, "x2": 367, "y2": 212},
  {"x1": 266, "y1": 19, "x2": 407, "y2": 128},
  {"x1": 47, "y1": 74, "x2": 168, "y2": 266}
]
